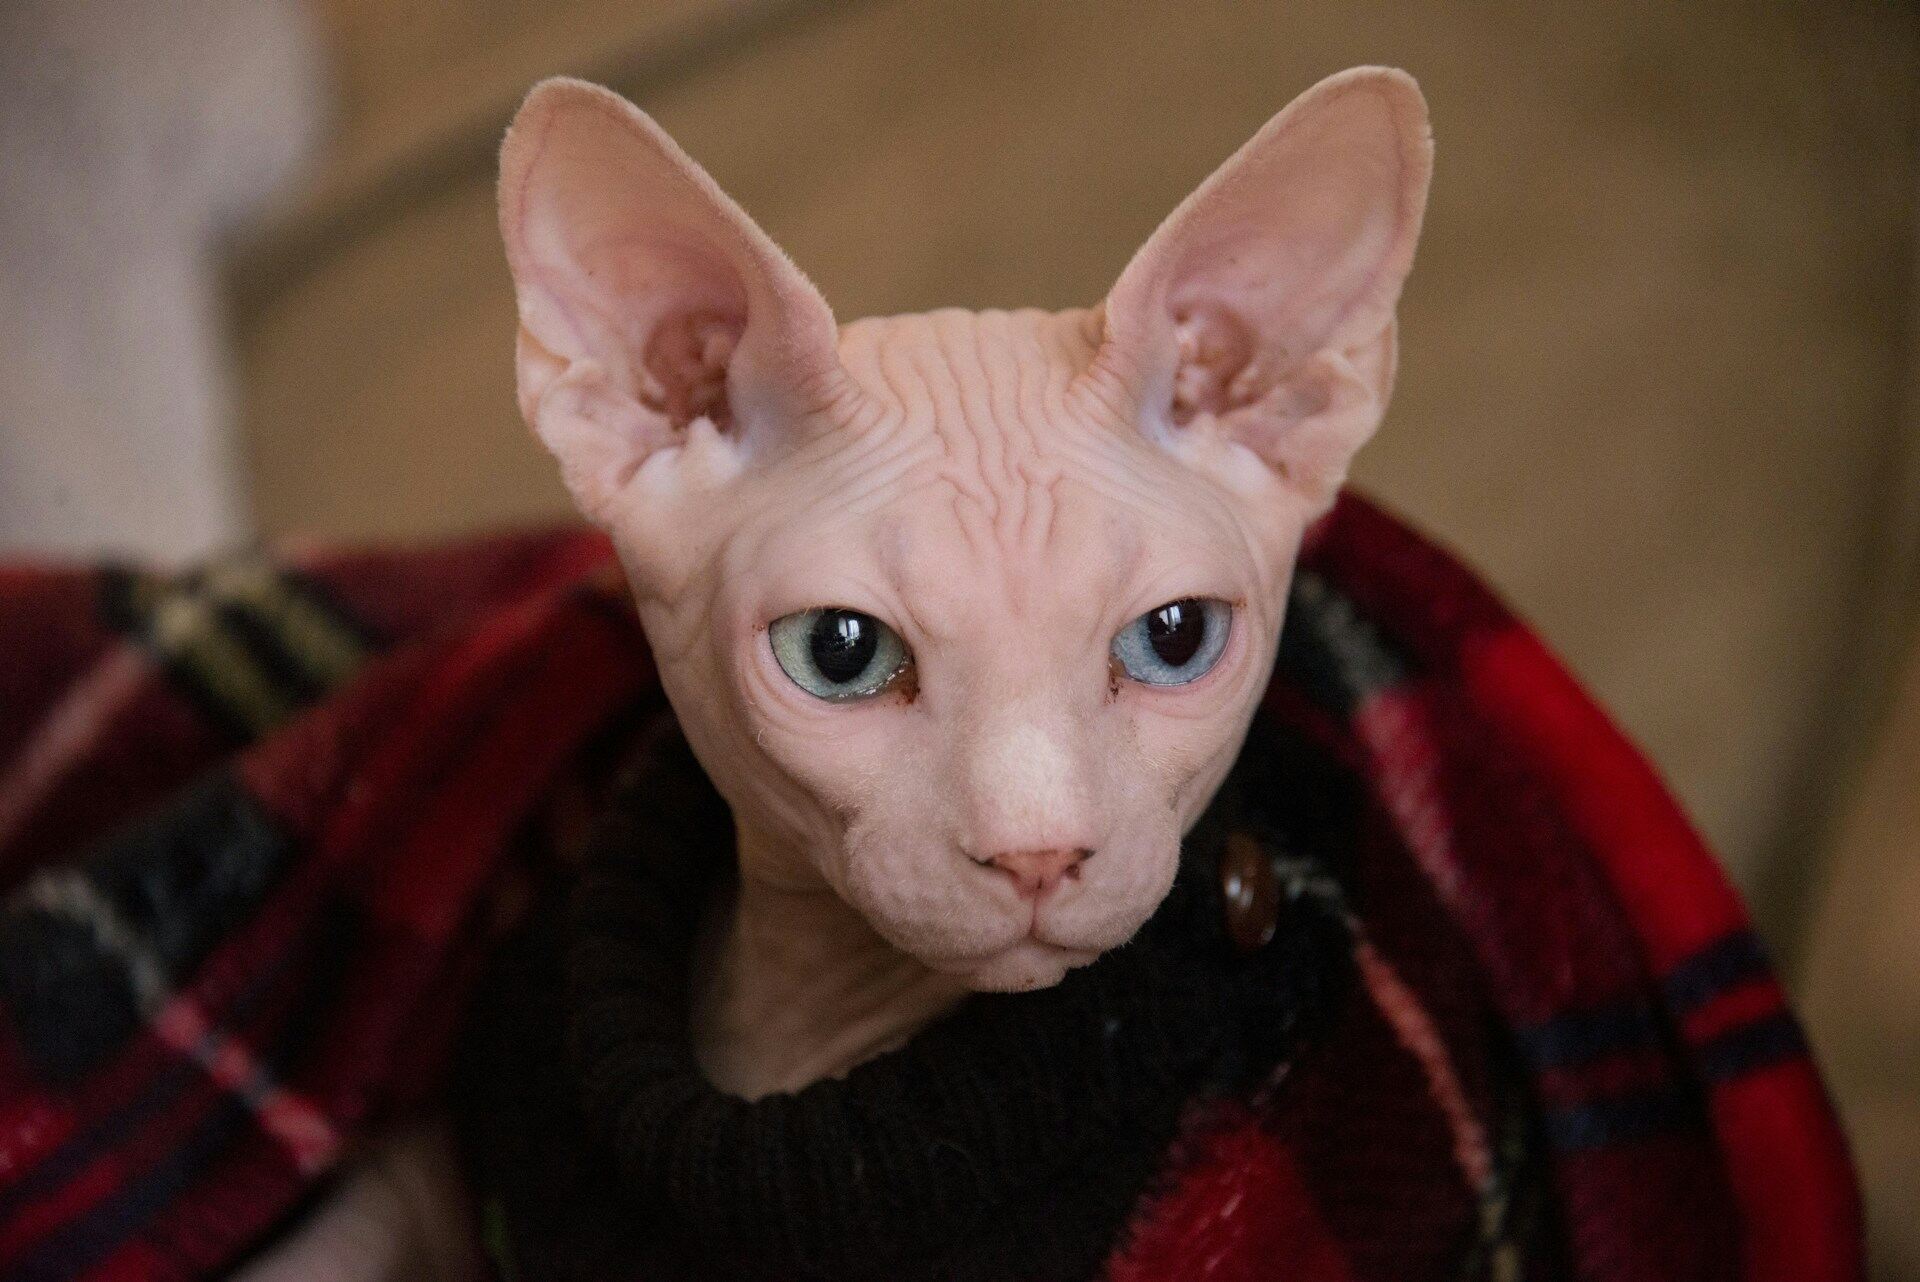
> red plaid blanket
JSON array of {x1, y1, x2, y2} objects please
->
[{"x1": 0, "y1": 495, "x2": 1860, "y2": 1280}]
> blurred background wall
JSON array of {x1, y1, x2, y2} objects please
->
[
  {"x1": 0, "y1": 0, "x2": 324, "y2": 561},
  {"x1": 2, "y1": 0, "x2": 1915, "y2": 1273}
]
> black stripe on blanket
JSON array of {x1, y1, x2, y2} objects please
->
[
  {"x1": 1663, "y1": 931, "x2": 1773, "y2": 1013},
  {"x1": 1539, "y1": 1083, "x2": 1704, "y2": 1151},
  {"x1": 1512, "y1": 995, "x2": 1668, "y2": 1070},
  {"x1": 1277, "y1": 571, "x2": 1415, "y2": 717},
  {"x1": 1697, "y1": 1012, "x2": 1807, "y2": 1083},
  {"x1": 96, "y1": 557, "x2": 374, "y2": 743},
  {"x1": 0, "y1": 775, "x2": 293, "y2": 1081}
]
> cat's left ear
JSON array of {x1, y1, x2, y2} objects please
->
[{"x1": 1101, "y1": 67, "x2": 1432, "y2": 505}]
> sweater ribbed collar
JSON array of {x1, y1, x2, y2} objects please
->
[{"x1": 477, "y1": 721, "x2": 1348, "y2": 1281}]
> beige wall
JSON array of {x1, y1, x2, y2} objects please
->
[
  {"x1": 0, "y1": 0, "x2": 323, "y2": 562},
  {"x1": 1802, "y1": 634, "x2": 1920, "y2": 1281},
  {"x1": 231, "y1": 0, "x2": 1919, "y2": 916}
]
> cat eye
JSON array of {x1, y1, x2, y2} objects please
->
[
  {"x1": 1111, "y1": 598, "x2": 1232, "y2": 687},
  {"x1": 770, "y1": 608, "x2": 912, "y2": 701}
]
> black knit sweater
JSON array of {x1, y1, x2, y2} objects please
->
[{"x1": 455, "y1": 717, "x2": 1359, "y2": 1281}]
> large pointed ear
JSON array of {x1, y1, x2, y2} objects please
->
[
  {"x1": 498, "y1": 78, "x2": 846, "y2": 523},
  {"x1": 1102, "y1": 67, "x2": 1431, "y2": 506}
]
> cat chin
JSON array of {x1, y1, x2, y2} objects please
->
[{"x1": 953, "y1": 938, "x2": 1103, "y2": 994}]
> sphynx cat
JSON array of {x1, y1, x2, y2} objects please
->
[{"x1": 240, "y1": 66, "x2": 1431, "y2": 1280}]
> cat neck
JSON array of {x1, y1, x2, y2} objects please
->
[{"x1": 691, "y1": 824, "x2": 971, "y2": 1100}]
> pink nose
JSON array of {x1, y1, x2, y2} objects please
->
[{"x1": 986, "y1": 847, "x2": 1091, "y2": 897}]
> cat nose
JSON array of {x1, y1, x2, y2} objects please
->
[{"x1": 984, "y1": 847, "x2": 1092, "y2": 898}]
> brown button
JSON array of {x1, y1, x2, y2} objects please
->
[{"x1": 1219, "y1": 831, "x2": 1280, "y2": 954}]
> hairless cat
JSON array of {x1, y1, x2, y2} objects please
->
[
  {"x1": 242, "y1": 66, "x2": 1432, "y2": 1279},
  {"x1": 500, "y1": 64, "x2": 1429, "y2": 1098}
]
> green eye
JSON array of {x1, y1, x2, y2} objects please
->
[
  {"x1": 1111, "y1": 598, "x2": 1232, "y2": 686},
  {"x1": 770, "y1": 608, "x2": 912, "y2": 700}
]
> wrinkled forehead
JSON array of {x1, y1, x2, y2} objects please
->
[
  {"x1": 716, "y1": 309, "x2": 1270, "y2": 638},
  {"x1": 859, "y1": 482, "x2": 1251, "y2": 651},
  {"x1": 833, "y1": 307, "x2": 1104, "y2": 420}
]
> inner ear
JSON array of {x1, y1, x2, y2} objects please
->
[
  {"x1": 1169, "y1": 305, "x2": 1262, "y2": 426},
  {"x1": 640, "y1": 309, "x2": 743, "y2": 432}
]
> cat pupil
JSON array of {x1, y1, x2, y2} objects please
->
[
  {"x1": 810, "y1": 610, "x2": 878, "y2": 683},
  {"x1": 1147, "y1": 600, "x2": 1206, "y2": 667}
]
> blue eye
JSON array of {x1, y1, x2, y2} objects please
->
[
  {"x1": 770, "y1": 608, "x2": 912, "y2": 700},
  {"x1": 1111, "y1": 598, "x2": 1232, "y2": 687}
]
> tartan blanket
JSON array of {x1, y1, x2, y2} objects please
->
[{"x1": 0, "y1": 494, "x2": 1861, "y2": 1281}]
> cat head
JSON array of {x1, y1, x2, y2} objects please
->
[{"x1": 499, "y1": 68, "x2": 1430, "y2": 990}]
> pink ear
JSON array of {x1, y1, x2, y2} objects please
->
[
  {"x1": 498, "y1": 78, "x2": 844, "y2": 519},
  {"x1": 1103, "y1": 67, "x2": 1432, "y2": 502}
]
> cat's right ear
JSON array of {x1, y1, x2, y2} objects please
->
[{"x1": 498, "y1": 78, "x2": 846, "y2": 525}]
